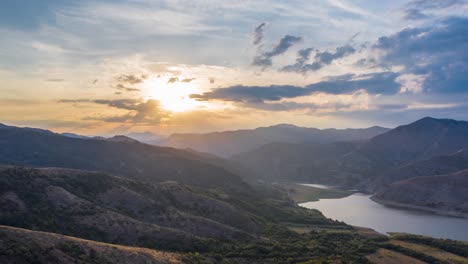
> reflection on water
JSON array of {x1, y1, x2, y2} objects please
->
[
  {"x1": 299, "y1": 183, "x2": 332, "y2": 189},
  {"x1": 300, "y1": 193, "x2": 468, "y2": 242}
]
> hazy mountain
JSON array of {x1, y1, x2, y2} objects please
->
[
  {"x1": 362, "y1": 148, "x2": 468, "y2": 192},
  {"x1": 0, "y1": 123, "x2": 248, "y2": 191},
  {"x1": 0, "y1": 225, "x2": 182, "y2": 264},
  {"x1": 232, "y1": 141, "x2": 361, "y2": 185},
  {"x1": 357, "y1": 117, "x2": 468, "y2": 167},
  {"x1": 235, "y1": 117, "x2": 468, "y2": 185},
  {"x1": 125, "y1": 132, "x2": 165, "y2": 145},
  {"x1": 163, "y1": 124, "x2": 389, "y2": 157},
  {"x1": 61, "y1": 132, "x2": 92, "y2": 139},
  {"x1": 106, "y1": 135, "x2": 140, "y2": 143},
  {"x1": 373, "y1": 169, "x2": 468, "y2": 214}
]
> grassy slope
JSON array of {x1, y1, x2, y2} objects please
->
[
  {"x1": 0, "y1": 225, "x2": 181, "y2": 264},
  {"x1": 367, "y1": 233, "x2": 468, "y2": 264}
]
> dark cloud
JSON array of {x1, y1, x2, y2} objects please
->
[
  {"x1": 191, "y1": 84, "x2": 309, "y2": 103},
  {"x1": 282, "y1": 44, "x2": 356, "y2": 73},
  {"x1": 117, "y1": 74, "x2": 148, "y2": 84},
  {"x1": 374, "y1": 17, "x2": 468, "y2": 93},
  {"x1": 167, "y1": 77, "x2": 179, "y2": 83},
  {"x1": 403, "y1": 0, "x2": 466, "y2": 20},
  {"x1": 115, "y1": 83, "x2": 141, "y2": 92},
  {"x1": 190, "y1": 72, "x2": 400, "y2": 107},
  {"x1": 252, "y1": 22, "x2": 267, "y2": 45},
  {"x1": 252, "y1": 35, "x2": 302, "y2": 67},
  {"x1": 60, "y1": 99, "x2": 169, "y2": 124},
  {"x1": 181, "y1": 78, "x2": 196, "y2": 83}
]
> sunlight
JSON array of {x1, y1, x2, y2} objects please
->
[{"x1": 143, "y1": 77, "x2": 207, "y2": 112}]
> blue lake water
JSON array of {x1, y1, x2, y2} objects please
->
[{"x1": 300, "y1": 193, "x2": 468, "y2": 242}]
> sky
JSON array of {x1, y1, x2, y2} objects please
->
[{"x1": 1, "y1": 0, "x2": 468, "y2": 135}]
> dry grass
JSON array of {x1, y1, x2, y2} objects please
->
[
  {"x1": 391, "y1": 240, "x2": 468, "y2": 264},
  {"x1": 367, "y1": 248, "x2": 427, "y2": 264}
]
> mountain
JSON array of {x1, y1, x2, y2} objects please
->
[
  {"x1": 357, "y1": 117, "x2": 468, "y2": 167},
  {"x1": 233, "y1": 117, "x2": 468, "y2": 187},
  {"x1": 0, "y1": 225, "x2": 181, "y2": 264},
  {"x1": 0, "y1": 123, "x2": 248, "y2": 191},
  {"x1": 163, "y1": 124, "x2": 389, "y2": 157},
  {"x1": 362, "y1": 148, "x2": 468, "y2": 192},
  {"x1": 232, "y1": 141, "x2": 361, "y2": 185},
  {"x1": 0, "y1": 166, "x2": 258, "y2": 250},
  {"x1": 106, "y1": 135, "x2": 140, "y2": 143},
  {"x1": 373, "y1": 169, "x2": 468, "y2": 215},
  {"x1": 61, "y1": 132, "x2": 92, "y2": 139},
  {"x1": 125, "y1": 132, "x2": 165, "y2": 145}
]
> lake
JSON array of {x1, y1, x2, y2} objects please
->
[{"x1": 300, "y1": 192, "x2": 468, "y2": 242}]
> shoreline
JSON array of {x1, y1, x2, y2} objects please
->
[{"x1": 370, "y1": 196, "x2": 468, "y2": 220}]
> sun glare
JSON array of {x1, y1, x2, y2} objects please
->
[{"x1": 143, "y1": 78, "x2": 208, "y2": 112}]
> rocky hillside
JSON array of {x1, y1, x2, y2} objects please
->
[
  {"x1": 0, "y1": 225, "x2": 181, "y2": 264},
  {"x1": 163, "y1": 124, "x2": 388, "y2": 157}
]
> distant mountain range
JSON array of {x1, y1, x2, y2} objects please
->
[
  {"x1": 0, "y1": 123, "x2": 246, "y2": 191},
  {"x1": 233, "y1": 117, "x2": 468, "y2": 215},
  {"x1": 61, "y1": 131, "x2": 164, "y2": 144},
  {"x1": 162, "y1": 124, "x2": 390, "y2": 157}
]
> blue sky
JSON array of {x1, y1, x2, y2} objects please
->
[{"x1": 0, "y1": 0, "x2": 467, "y2": 135}]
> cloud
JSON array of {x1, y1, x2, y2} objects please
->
[
  {"x1": 403, "y1": 8, "x2": 428, "y2": 20},
  {"x1": 252, "y1": 35, "x2": 302, "y2": 67},
  {"x1": 167, "y1": 77, "x2": 179, "y2": 83},
  {"x1": 116, "y1": 74, "x2": 148, "y2": 84},
  {"x1": 281, "y1": 44, "x2": 356, "y2": 73},
  {"x1": 59, "y1": 99, "x2": 170, "y2": 124},
  {"x1": 402, "y1": 0, "x2": 466, "y2": 20},
  {"x1": 373, "y1": 17, "x2": 468, "y2": 94},
  {"x1": 115, "y1": 83, "x2": 141, "y2": 92},
  {"x1": 190, "y1": 72, "x2": 400, "y2": 107},
  {"x1": 252, "y1": 22, "x2": 267, "y2": 45},
  {"x1": 181, "y1": 78, "x2": 196, "y2": 82}
]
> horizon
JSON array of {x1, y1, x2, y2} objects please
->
[
  {"x1": 2, "y1": 115, "x2": 467, "y2": 138},
  {"x1": 1, "y1": 0, "x2": 468, "y2": 135}
]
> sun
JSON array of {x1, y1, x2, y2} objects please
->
[{"x1": 143, "y1": 78, "x2": 207, "y2": 112}]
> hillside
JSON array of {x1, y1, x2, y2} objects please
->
[
  {"x1": 163, "y1": 124, "x2": 389, "y2": 157},
  {"x1": 372, "y1": 169, "x2": 468, "y2": 215},
  {"x1": 0, "y1": 166, "x2": 257, "y2": 250},
  {"x1": 0, "y1": 124, "x2": 247, "y2": 192},
  {"x1": 0, "y1": 166, "x2": 383, "y2": 263},
  {"x1": 362, "y1": 149, "x2": 468, "y2": 192},
  {"x1": 233, "y1": 117, "x2": 468, "y2": 187},
  {"x1": 232, "y1": 141, "x2": 361, "y2": 185},
  {"x1": 0, "y1": 225, "x2": 181, "y2": 264},
  {"x1": 357, "y1": 117, "x2": 468, "y2": 167}
]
